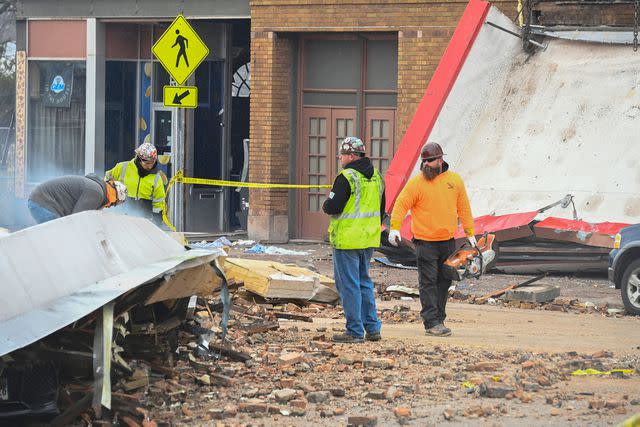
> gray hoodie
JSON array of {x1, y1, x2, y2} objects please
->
[{"x1": 29, "y1": 174, "x2": 109, "y2": 217}]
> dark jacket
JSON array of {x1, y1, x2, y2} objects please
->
[
  {"x1": 29, "y1": 174, "x2": 108, "y2": 217},
  {"x1": 322, "y1": 157, "x2": 386, "y2": 221}
]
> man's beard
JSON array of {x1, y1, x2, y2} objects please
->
[{"x1": 421, "y1": 163, "x2": 442, "y2": 181}]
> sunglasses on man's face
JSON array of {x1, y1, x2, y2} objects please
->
[{"x1": 422, "y1": 157, "x2": 440, "y2": 163}]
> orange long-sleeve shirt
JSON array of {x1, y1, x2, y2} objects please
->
[{"x1": 390, "y1": 169, "x2": 475, "y2": 241}]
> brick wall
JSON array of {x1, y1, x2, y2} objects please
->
[
  {"x1": 533, "y1": 4, "x2": 636, "y2": 27},
  {"x1": 248, "y1": 31, "x2": 293, "y2": 241},
  {"x1": 249, "y1": 0, "x2": 517, "y2": 240}
]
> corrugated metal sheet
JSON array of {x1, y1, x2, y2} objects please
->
[{"x1": 0, "y1": 211, "x2": 221, "y2": 356}]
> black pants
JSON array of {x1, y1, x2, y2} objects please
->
[{"x1": 415, "y1": 238, "x2": 456, "y2": 329}]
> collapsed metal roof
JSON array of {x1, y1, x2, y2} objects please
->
[
  {"x1": 386, "y1": 0, "x2": 640, "y2": 225},
  {"x1": 0, "y1": 211, "x2": 222, "y2": 357}
]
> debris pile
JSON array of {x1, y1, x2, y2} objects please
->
[
  {"x1": 378, "y1": 276, "x2": 631, "y2": 317},
  {"x1": 24, "y1": 322, "x2": 639, "y2": 425}
]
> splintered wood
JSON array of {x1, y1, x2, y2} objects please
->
[{"x1": 222, "y1": 258, "x2": 339, "y2": 303}]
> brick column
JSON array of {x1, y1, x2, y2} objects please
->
[
  {"x1": 397, "y1": 29, "x2": 456, "y2": 146},
  {"x1": 248, "y1": 31, "x2": 293, "y2": 242}
]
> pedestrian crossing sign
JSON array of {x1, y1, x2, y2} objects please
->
[{"x1": 152, "y1": 15, "x2": 209, "y2": 85}]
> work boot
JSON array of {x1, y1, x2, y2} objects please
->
[
  {"x1": 332, "y1": 333, "x2": 364, "y2": 343},
  {"x1": 425, "y1": 324, "x2": 452, "y2": 337},
  {"x1": 365, "y1": 332, "x2": 381, "y2": 342}
]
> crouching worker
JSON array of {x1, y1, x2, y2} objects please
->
[
  {"x1": 105, "y1": 142, "x2": 166, "y2": 224},
  {"x1": 28, "y1": 175, "x2": 127, "y2": 224},
  {"x1": 323, "y1": 136, "x2": 386, "y2": 343}
]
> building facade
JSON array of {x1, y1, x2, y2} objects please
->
[
  {"x1": 8, "y1": 0, "x2": 518, "y2": 240},
  {"x1": 248, "y1": 0, "x2": 516, "y2": 241}
]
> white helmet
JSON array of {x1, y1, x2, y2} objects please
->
[{"x1": 113, "y1": 181, "x2": 128, "y2": 204}]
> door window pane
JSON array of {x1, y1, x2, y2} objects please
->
[
  {"x1": 365, "y1": 93, "x2": 397, "y2": 107},
  {"x1": 366, "y1": 39, "x2": 398, "y2": 90},
  {"x1": 309, "y1": 136, "x2": 318, "y2": 155},
  {"x1": 368, "y1": 117, "x2": 392, "y2": 176},
  {"x1": 303, "y1": 92, "x2": 357, "y2": 106},
  {"x1": 304, "y1": 40, "x2": 360, "y2": 89},
  {"x1": 372, "y1": 139, "x2": 380, "y2": 157},
  {"x1": 27, "y1": 60, "x2": 86, "y2": 182},
  {"x1": 309, "y1": 194, "x2": 318, "y2": 211},
  {"x1": 154, "y1": 110, "x2": 172, "y2": 151}
]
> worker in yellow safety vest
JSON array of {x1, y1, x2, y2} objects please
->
[
  {"x1": 322, "y1": 136, "x2": 386, "y2": 344},
  {"x1": 105, "y1": 142, "x2": 166, "y2": 223}
]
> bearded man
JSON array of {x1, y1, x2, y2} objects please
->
[{"x1": 387, "y1": 142, "x2": 476, "y2": 336}]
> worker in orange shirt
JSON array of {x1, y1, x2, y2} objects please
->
[{"x1": 388, "y1": 142, "x2": 476, "y2": 337}]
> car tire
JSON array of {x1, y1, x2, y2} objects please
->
[{"x1": 620, "y1": 258, "x2": 640, "y2": 316}]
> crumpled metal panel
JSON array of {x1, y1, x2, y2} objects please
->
[
  {"x1": 390, "y1": 5, "x2": 640, "y2": 226},
  {"x1": 0, "y1": 211, "x2": 220, "y2": 356}
]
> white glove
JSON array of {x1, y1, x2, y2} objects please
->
[
  {"x1": 467, "y1": 235, "x2": 477, "y2": 247},
  {"x1": 388, "y1": 230, "x2": 401, "y2": 247}
]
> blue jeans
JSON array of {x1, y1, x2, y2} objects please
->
[
  {"x1": 28, "y1": 199, "x2": 60, "y2": 224},
  {"x1": 332, "y1": 248, "x2": 381, "y2": 338}
]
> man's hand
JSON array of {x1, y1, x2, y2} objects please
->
[
  {"x1": 388, "y1": 230, "x2": 401, "y2": 247},
  {"x1": 467, "y1": 235, "x2": 477, "y2": 247}
]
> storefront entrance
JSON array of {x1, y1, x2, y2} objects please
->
[{"x1": 296, "y1": 35, "x2": 397, "y2": 239}]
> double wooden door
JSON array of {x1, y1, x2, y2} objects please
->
[{"x1": 297, "y1": 107, "x2": 395, "y2": 239}]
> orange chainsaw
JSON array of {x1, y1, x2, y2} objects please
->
[{"x1": 443, "y1": 233, "x2": 496, "y2": 281}]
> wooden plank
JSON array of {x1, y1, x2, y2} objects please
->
[
  {"x1": 209, "y1": 343, "x2": 252, "y2": 362},
  {"x1": 272, "y1": 312, "x2": 313, "y2": 322},
  {"x1": 145, "y1": 264, "x2": 221, "y2": 305},
  {"x1": 237, "y1": 321, "x2": 280, "y2": 334},
  {"x1": 224, "y1": 258, "x2": 338, "y2": 300},
  {"x1": 50, "y1": 392, "x2": 93, "y2": 427},
  {"x1": 475, "y1": 274, "x2": 546, "y2": 304}
]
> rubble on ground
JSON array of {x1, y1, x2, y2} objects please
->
[
  {"x1": 378, "y1": 282, "x2": 631, "y2": 318},
  {"x1": 6, "y1": 285, "x2": 636, "y2": 426}
]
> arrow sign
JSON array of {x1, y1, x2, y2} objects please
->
[
  {"x1": 163, "y1": 85, "x2": 198, "y2": 108},
  {"x1": 172, "y1": 90, "x2": 190, "y2": 105}
]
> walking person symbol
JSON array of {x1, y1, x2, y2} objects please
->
[{"x1": 173, "y1": 29, "x2": 189, "y2": 68}]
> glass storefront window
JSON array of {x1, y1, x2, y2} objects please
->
[
  {"x1": 27, "y1": 60, "x2": 86, "y2": 182},
  {"x1": 105, "y1": 61, "x2": 136, "y2": 170}
]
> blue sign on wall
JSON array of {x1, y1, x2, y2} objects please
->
[{"x1": 43, "y1": 64, "x2": 74, "y2": 108}]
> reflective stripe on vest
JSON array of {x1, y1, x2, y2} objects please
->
[
  {"x1": 329, "y1": 167, "x2": 384, "y2": 250},
  {"x1": 337, "y1": 169, "x2": 383, "y2": 220},
  {"x1": 120, "y1": 161, "x2": 159, "y2": 201}
]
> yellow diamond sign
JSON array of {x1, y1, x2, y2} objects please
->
[{"x1": 152, "y1": 15, "x2": 209, "y2": 85}]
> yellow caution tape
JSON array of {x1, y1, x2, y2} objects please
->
[
  {"x1": 161, "y1": 170, "x2": 332, "y2": 231},
  {"x1": 571, "y1": 368, "x2": 635, "y2": 376}
]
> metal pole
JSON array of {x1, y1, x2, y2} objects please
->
[
  {"x1": 170, "y1": 105, "x2": 179, "y2": 231},
  {"x1": 176, "y1": 108, "x2": 185, "y2": 231},
  {"x1": 485, "y1": 20, "x2": 547, "y2": 50}
]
